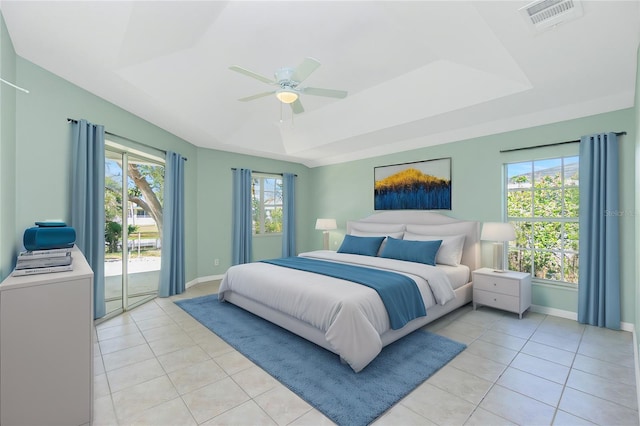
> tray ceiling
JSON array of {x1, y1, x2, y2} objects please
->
[{"x1": 1, "y1": 1, "x2": 638, "y2": 167}]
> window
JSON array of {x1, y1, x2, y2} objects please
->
[
  {"x1": 506, "y1": 156, "x2": 579, "y2": 284},
  {"x1": 252, "y1": 174, "x2": 283, "y2": 235}
]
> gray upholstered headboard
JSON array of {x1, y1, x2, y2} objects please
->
[{"x1": 346, "y1": 211, "x2": 481, "y2": 276}]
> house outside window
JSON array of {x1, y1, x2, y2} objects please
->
[
  {"x1": 506, "y1": 156, "x2": 579, "y2": 285},
  {"x1": 252, "y1": 174, "x2": 283, "y2": 235}
]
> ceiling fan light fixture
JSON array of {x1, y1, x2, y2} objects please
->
[{"x1": 276, "y1": 89, "x2": 298, "y2": 104}]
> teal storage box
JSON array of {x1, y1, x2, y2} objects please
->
[{"x1": 23, "y1": 226, "x2": 76, "y2": 251}]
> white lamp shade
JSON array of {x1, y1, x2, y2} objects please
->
[
  {"x1": 315, "y1": 218, "x2": 337, "y2": 231},
  {"x1": 481, "y1": 222, "x2": 516, "y2": 242},
  {"x1": 276, "y1": 90, "x2": 298, "y2": 104}
]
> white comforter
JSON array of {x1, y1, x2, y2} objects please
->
[{"x1": 218, "y1": 251, "x2": 455, "y2": 372}]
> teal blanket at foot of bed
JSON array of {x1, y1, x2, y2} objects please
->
[{"x1": 261, "y1": 257, "x2": 426, "y2": 329}]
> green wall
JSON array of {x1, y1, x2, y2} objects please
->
[
  {"x1": 310, "y1": 109, "x2": 636, "y2": 324},
  {"x1": 0, "y1": 23, "x2": 312, "y2": 283},
  {"x1": 194, "y1": 148, "x2": 312, "y2": 278},
  {"x1": 0, "y1": 15, "x2": 17, "y2": 280},
  {"x1": 10, "y1": 57, "x2": 197, "y2": 282}
]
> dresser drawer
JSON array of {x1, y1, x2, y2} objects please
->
[
  {"x1": 473, "y1": 289, "x2": 520, "y2": 312},
  {"x1": 473, "y1": 274, "x2": 520, "y2": 296}
]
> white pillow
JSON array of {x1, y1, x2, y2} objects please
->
[
  {"x1": 406, "y1": 223, "x2": 462, "y2": 235},
  {"x1": 350, "y1": 229, "x2": 404, "y2": 239},
  {"x1": 350, "y1": 222, "x2": 405, "y2": 234},
  {"x1": 403, "y1": 233, "x2": 466, "y2": 266}
]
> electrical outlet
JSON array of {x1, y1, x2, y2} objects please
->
[{"x1": 214, "y1": 258, "x2": 220, "y2": 266}]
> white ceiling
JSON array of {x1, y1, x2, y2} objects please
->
[{"x1": 1, "y1": 1, "x2": 638, "y2": 167}]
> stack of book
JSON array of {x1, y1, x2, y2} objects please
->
[{"x1": 12, "y1": 247, "x2": 74, "y2": 277}]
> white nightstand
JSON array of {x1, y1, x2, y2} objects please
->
[{"x1": 472, "y1": 268, "x2": 532, "y2": 319}]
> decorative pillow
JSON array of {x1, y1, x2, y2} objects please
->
[
  {"x1": 403, "y1": 233, "x2": 466, "y2": 266},
  {"x1": 350, "y1": 229, "x2": 404, "y2": 256},
  {"x1": 380, "y1": 237, "x2": 442, "y2": 266},
  {"x1": 337, "y1": 235, "x2": 386, "y2": 257}
]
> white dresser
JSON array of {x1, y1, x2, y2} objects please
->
[
  {"x1": 472, "y1": 268, "x2": 532, "y2": 319},
  {"x1": 0, "y1": 247, "x2": 94, "y2": 426}
]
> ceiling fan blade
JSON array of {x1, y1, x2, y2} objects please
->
[
  {"x1": 238, "y1": 91, "x2": 275, "y2": 102},
  {"x1": 229, "y1": 65, "x2": 275, "y2": 85},
  {"x1": 291, "y1": 57, "x2": 321, "y2": 83},
  {"x1": 303, "y1": 87, "x2": 348, "y2": 99},
  {"x1": 290, "y1": 99, "x2": 305, "y2": 114}
]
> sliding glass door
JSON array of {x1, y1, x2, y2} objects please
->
[{"x1": 105, "y1": 148, "x2": 164, "y2": 316}]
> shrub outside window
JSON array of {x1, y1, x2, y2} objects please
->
[
  {"x1": 506, "y1": 156, "x2": 579, "y2": 285},
  {"x1": 252, "y1": 174, "x2": 283, "y2": 235}
]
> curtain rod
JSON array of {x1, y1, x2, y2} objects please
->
[
  {"x1": 67, "y1": 118, "x2": 187, "y2": 161},
  {"x1": 231, "y1": 168, "x2": 297, "y2": 177},
  {"x1": 500, "y1": 131, "x2": 627, "y2": 153}
]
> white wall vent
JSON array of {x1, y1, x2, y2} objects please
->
[{"x1": 520, "y1": 0, "x2": 584, "y2": 32}]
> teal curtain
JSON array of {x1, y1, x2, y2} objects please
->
[
  {"x1": 232, "y1": 169, "x2": 253, "y2": 264},
  {"x1": 578, "y1": 132, "x2": 620, "y2": 329},
  {"x1": 71, "y1": 119, "x2": 105, "y2": 319},
  {"x1": 159, "y1": 151, "x2": 186, "y2": 297},
  {"x1": 282, "y1": 173, "x2": 296, "y2": 257}
]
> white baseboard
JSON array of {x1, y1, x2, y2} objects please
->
[
  {"x1": 530, "y1": 304, "x2": 635, "y2": 332},
  {"x1": 530, "y1": 304, "x2": 577, "y2": 321},
  {"x1": 621, "y1": 321, "x2": 635, "y2": 333},
  {"x1": 186, "y1": 274, "x2": 225, "y2": 289}
]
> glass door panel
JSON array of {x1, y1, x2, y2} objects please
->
[
  {"x1": 126, "y1": 155, "x2": 163, "y2": 308},
  {"x1": 105, "y1": 150, "x2": 125, "y2": 316},
  {"x1": 104, "y1": 149, "x2": 164, "y2": 316}
]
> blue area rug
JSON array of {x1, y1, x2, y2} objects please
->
[{"x1": 175, "y1": 294, "x2": 466, "y2": 426}]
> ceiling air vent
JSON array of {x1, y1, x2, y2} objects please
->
[{"x1": 520, "y1": 0, "x2": 584, "y2": 32}]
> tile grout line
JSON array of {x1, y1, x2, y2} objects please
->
[
  {"x1": 156, "y1": 297, "x2": 227, "y2": 424},
  {"x1": 160, "y1": 296, "x2": 275, "y2": 425},
  {"x1": 97, "y1": 292, "x2": 637, "y2": 426},
  {"x1": 464, "y1": 311, "x2": 547, "y2": 425},
  {"x1": 105, "y1": 300, "x2": 196, "y2": 425},
  {"x1": 549, "y1": 320, "x2": 586, "y2": 425},
  {"x1": 143, "y1": 300, "x2": 197, "y2": 426}
]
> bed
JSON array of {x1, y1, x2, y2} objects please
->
[{"x1": 219, "y1": 211, "x2": 480, "y2": 372}]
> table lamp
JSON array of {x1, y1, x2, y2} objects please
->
[
  {"x1": 315, "y1": 218, "x2": 337, "y2": 250},
  {"x1": 481, "y1": 222, "x2": 516, "y2": 272}
]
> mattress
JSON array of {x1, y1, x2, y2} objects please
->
[
  {"x1": 219, "y1": 251, "x2": 459, "y2": 371},
  {"x1": 437, "y1": 264, "x2": 470, "y2": 290}
]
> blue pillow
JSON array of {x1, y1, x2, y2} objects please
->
[
  {"x1": 337, "y1": 235, "x2": 386, "y2": 257},
  {"x1": 380, "y1": 237, "x2": 442, "y2": 266}
]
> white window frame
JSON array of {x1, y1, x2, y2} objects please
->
[
  {"x1": 252, "y1": 173, "x2": 283, "y2": 236},
  {"x1": 505, "y1": 155, "x2": 579, "y2": 286}
]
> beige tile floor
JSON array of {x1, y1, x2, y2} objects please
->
[{"x1": 93, "y1": 281, "x2": 639, "y2": 425}]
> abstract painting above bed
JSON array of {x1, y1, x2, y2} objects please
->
[{"x1": 374, "y1": 158, "x2": 452, "y2": 210}]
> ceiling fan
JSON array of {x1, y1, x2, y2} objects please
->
[{"x1": 229, "y1": 57, "x2": 347, "y2": 114}]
